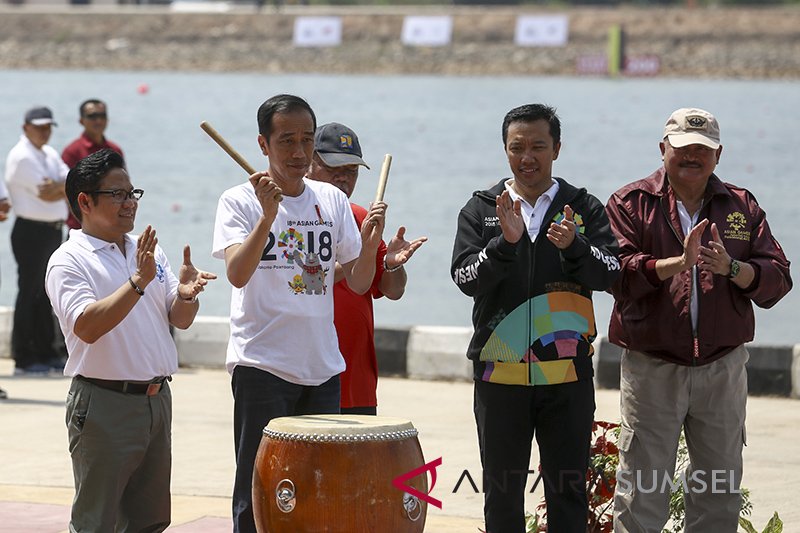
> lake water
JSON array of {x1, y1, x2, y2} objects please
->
[{"x1": 0, "y1": 70, "x2": 797, "y2": 344}]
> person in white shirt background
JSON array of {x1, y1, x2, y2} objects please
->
[{"x1": 4, "y1": 106, "x2": 69, "y2": 375}]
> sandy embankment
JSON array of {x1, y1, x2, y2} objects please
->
[{"x1": 1, "y1": 5, "x2": 799, "y2": 77}]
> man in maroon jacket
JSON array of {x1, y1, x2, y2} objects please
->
[
  {"x1": 606, "y1": 108, "x2": 792, "y2": 532},
  {"x1": 62, "y1": 99, "x2": 124, "y2": 230}
]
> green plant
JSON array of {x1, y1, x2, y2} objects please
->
[
  {"x1": 739, "y1": 513, "x2": 783, "y2": 533},
  {"x1": 524, "y1": 422, "x2": 781, "y2": 533}
]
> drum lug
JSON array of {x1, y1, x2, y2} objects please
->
[
  {"x1": 402, "y1": 492, "x2": 422, "y2": 522},
  {"x1": 275, "y1": 479, "x2": 296, "y2": 513}
]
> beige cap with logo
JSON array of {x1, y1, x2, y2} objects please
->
[{"x1": 662, "y1": 108, "x2": 720, "y2": 150}]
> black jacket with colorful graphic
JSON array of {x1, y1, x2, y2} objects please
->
[{"x1": 451, "y1": 178, "x2": 620, "y2": 385}]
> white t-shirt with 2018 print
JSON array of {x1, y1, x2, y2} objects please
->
[{"x1": 213, "y1": 178, "x2": 362, "y2": 385}]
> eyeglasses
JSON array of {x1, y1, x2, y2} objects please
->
[
  {"x1": 92, "y1": 188, "x2": 144, "y2": 203},
  {"x1": 83, "y1": 113, "x2": 108, "y2": 120}
]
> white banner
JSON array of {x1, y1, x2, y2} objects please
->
[
  {"x1": 401, "y1": 16, "x2": 453, "y2": 47},
  {"x1": 293, "y1": 17, "x2": 342, "y2": 48},
  {"x1": 514, "y1": 15, "x2": 569, "y2": 47}
]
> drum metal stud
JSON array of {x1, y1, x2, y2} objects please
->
[{"x1": 275, "y1": 479, "x2": 296, "y2": 513}]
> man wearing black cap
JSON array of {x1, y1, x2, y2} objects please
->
[
  {"x1": 4, "y1": 106, "x2": 70, "y2": 375},
  {"x1": 308, "y1": 122, "x2": 426, "y2": 414}
]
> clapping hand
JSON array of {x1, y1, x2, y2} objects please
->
[
  {"x1": 177, "y1": 245, "x2": 217, "y2": 301},
  {"x1": 385, "y1": 227, "x2": 427, "y2": 270},
  {"x1": 135, "y1": 225, "x2": 158, "y2": 285},
  {"x1": 547, "y1": 204, "x2": 577, "y2": 250},
  {"x1": 496, "y1": 190, "x2": 524, "y2": 244}
]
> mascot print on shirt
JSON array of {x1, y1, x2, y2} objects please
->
[{"x1": 290, "y1": 250, "x2": 328, "y2": 295}]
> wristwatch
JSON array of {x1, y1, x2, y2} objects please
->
[{"x1": 727, "y1": 259, "x2": 741, "y2": 279}]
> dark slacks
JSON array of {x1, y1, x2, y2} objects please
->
[
  {"x1": 11, "y1": 217, "x2": 63, "y2": 368},
  {"x1": 474, "y1": 378, "x2": 595, "y2": 533},
  {"x1": 231, "y1": 365, "x2": 340, "y2": 533}
]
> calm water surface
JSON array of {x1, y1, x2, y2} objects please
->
[{"x1": 1, "y1": 70, "x2": 797, "y2": 343}]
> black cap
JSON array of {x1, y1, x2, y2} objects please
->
[
  {"x1": 24, "y1": 106, "x2": 57, "y2": 127},
  {"x1": 314, "y1": 123, "x2": 369, "y2": 169}
]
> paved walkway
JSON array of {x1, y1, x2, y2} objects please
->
[{"x1": 1, "y1": 359, "x2": 798, "y2": 532}]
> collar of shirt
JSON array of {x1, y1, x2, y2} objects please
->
[
  {"x1": 72, "y1": 229, "x2": 135, "y2": 256},
  {"x1": 78, "y1": 131, "x2": 107, "y2": 150},
  {"x1": 504, "y1": 178, "x2": 560, "y2": 241}
]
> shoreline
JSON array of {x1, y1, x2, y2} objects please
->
[{"x1": 1, "y1": 5, "x2": 799, "y2": 78}]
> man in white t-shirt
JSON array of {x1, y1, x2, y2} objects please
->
[
  {"x1": 212, "y1": 94, "x2": 386, "y2": 533},
  {"x1": 4, "y1": 106, "x2": 70, "y2": 375},
  {"x1": 45, "y1": 148, "x2": 216, "y2": 531}
]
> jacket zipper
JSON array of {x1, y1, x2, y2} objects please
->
[{"x1": 660, "y1": 196, "x2": 700, "y2": 363}]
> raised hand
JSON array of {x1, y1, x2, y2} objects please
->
[
  {"x1": 385, "y1": 226, "x2": 428, "y2": 270},
  {"x1": 177, "y1": 245, "x2": 217, "y2": 301},
  {"x1": 135, "y1": 225, "x2": 158, "y2": 285},
  {"x1": 698, "y1": 222, "x2": 732, "y2": 275},
  {"x1": 681, "y1": 218, "x2": 710, "y2": 271},
  {"x1": 249, "y1": 170, "x2": 282, "y2": 222},
  {"x1": 496, "y1": 190, "x2": 524, "y2": 244},
  {"x1": 547, "y1": 204, "x2": 577, "y2": 250},
  {"x1": 362, "y1": 201, "x2": 387, "y2": 250}
]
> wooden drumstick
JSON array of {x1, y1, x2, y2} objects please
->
[
  {"x1": 374, "y1": 154, "x2": 392, "y2": 203},
  {"x1": 200, "y1": 121, "x2": 282, "y2": 201}
]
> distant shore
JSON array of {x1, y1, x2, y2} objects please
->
[{"x1": 1, "y1": 5, "x2": 799, "y2": 77}]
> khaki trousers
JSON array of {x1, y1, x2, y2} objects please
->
[{"x1": 613, "y1": 346, "x2": 748, "y2": 533}]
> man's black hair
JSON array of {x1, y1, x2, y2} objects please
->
[
  {"x1": 66, "y1": 148, "x2": 126, "y2": 222},
  {"x1": 502, "y1": 104, "x2": 561, "y2": 146}
]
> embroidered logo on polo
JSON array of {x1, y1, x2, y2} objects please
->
[
  {"x1": 686, "y1": 115, "x2": 708, "y2": 130},
  {"x1": 552, "y1": 211, "x2": 585, "y2": 234},
  {"x1": 156, "y1": 262, "x2": 166, "y2": 283},
  {"x1": 724, "y1": 211, "x2": 750, "y2": 241}
]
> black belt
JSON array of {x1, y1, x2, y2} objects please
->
[
  {"x1": 76, "y1": 375, "x2": 170, "y2": 396},
  {"x1": 18, "y1": 217, "x2": 63, "y2": 230}
]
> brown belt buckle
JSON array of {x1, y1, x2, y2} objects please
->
[{"x1": 146, "y1": 382, "x2": 162, "y2": 396}]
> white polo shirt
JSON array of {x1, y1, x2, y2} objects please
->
[
  {"x1": 213, "y1": 178, "x2": 362, "y2": 385},
  {"x1": 45, "y1": 230, "x2": 180, "y2": 381},
  {"x1": 4, "y1": 135, "x2": 69, "y2": 221}
]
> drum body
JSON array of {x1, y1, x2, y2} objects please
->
[{"x1": 253, "y1": 415, "x2": 428, "y2": 533}]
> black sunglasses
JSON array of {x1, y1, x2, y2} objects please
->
[{"x1": 83, "y1": 112, "x2": 108, "y2": 120}]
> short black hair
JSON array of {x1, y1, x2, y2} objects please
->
[
  {"x1": 502, "y1": 104, "x2": 561, "y2": 146},
  {"x1": 257, "y1": 94, "x2": 316, "y2": 141},
  {"x1": 66, "y1": 148, "x2": 126, "y2": 222},
  {"x1": 79, "y1": 99, "x2": 105, "y2": 117}
]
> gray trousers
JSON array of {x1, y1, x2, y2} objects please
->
[
  {"x1": 66, "y1": 377, "x2": 172, "y2": 533},
  {"x1": 613, "y1": 346, "x2": 748, "y2": 533}
]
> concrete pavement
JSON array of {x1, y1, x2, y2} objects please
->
[{"x1": 1, "y1": 358, "x2": 798, "y2": 532}]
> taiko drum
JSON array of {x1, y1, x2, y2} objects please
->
[{"x1": 253, "y1": 415, "x2": 428, "y2": 532}]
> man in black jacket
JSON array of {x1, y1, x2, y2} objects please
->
[{"x1": 451, "y1": 104, "x2": 620, "y2": 533}]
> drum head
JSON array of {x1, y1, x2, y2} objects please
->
[{"x1": 264, "y1": 414, "x2": 417, "y2": 442}]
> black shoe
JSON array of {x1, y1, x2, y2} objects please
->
[{"x1": 0, "y1": 387, "x2": 7, "y2": 400}]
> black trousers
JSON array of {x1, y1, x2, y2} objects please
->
[
  {"x1": 474, "y1": 378, "x2": 595, "y2": 533},
  {"x1": 10, "y1": 217, "x2": 64, "y2": 368},
  {"x1": 230, "y1": 366, "x2": 340, "y2": 533}
]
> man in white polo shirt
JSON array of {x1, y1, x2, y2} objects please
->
[
  {"x1": 4, "y1": 106, "x2": 70, "y2": 375},
  {"x1": 45, "y1": 148, "x2": 216, "y2": 532}
]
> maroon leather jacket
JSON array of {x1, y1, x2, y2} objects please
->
[{"x1": 605, "y1": 167, "x2": 792, "y2": 366}]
